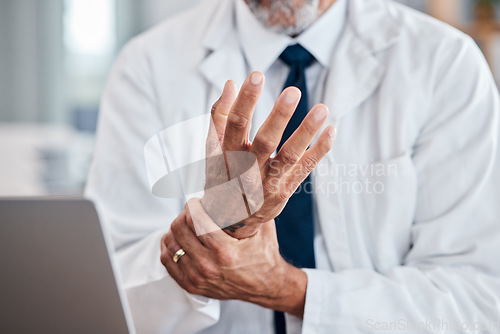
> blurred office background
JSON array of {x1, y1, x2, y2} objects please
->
[{"x1": 0, "y1": 0, "x2": 499, "y2": 196}]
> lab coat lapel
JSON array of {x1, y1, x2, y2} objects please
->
[
  {"x1": 199, "y1": 42, "x2": 248, "y2": 108},
  {"x1": 198, "y1": 0, "x2": 247, "y2": 107},
  {"x1": 317, "y1": 0, "x2": 402, "y2": 271},
  {"x1": 323, "y1": 0, "x2": 401, "y2": 122},
  {"x1": 323, "y1": 26, "x2": 385, "y2": 122}
]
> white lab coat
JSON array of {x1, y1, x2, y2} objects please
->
[{"x1": 86, "y1": 0, "x2": 500, "y2": 333}]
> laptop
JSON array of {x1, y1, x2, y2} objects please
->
[{"x1": 0, "y1": 197, "x2": 135, "y2": 334}]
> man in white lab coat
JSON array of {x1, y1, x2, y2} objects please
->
[{"x1": 86, "y1": 0, "x2": 500, "y2": 333}]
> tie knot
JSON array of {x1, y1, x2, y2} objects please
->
[{"x1": 279, "y1": 44, "x2": 315, "y2": 68}]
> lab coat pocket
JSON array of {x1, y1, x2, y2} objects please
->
[{"x1": 339, "y1": 152, "x2": 418, "y2": 271}]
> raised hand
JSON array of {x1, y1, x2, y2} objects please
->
[{"x1": 200, "y1": 72, "x2": 336, "y2": 239}]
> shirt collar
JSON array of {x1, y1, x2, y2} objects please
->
[{"x1": 235, "y1": 0, "x2": 347, "y2": 72}]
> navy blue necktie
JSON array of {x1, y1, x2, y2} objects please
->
[{"x1": 274, "y1": 44, "x2": 316, "y2": 334}]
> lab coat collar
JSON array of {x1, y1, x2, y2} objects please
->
[
  {"x1": 200, "y1": 0, "x2": 247, "y2": 92},
  {"x1": 234, "y1": 0, "x2": 291, "y2": 73},
  {"x1": 234, "y1": 0, "x2": 347, "y2": 72},
  {"x1": 323, "y1": 0, "x2": 402, "y2": 120},
  {"x1": 296, "y1": 0, "x2": 348, "y2": 67},
  {"x1": 199, "y1": 0, "x2": 402, "y2": 96},
  {"x1": 201, "y1": 0, "x2": 402, "y2": 53},
  {"x1": 348, "y1": 0, "x2": 402, "y2": 54},
  {"x1": 201, "y1": 0, "x2": 235, "y2": 52}
]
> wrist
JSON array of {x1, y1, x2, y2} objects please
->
[
  {"x1": 223, "y1": 219, "x2": 266, "y2": 239},
  {"x1": 200, "y1": 195, "x2": 261, "y2": 239},
  {"x1": 278, "y1": 263, "x2": 307, "y2": 318},
  {"x1": 253, "y1": 260, "x2": 307, "y2": 318}
]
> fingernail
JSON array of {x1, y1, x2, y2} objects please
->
[
  {"x1": 284, "y1": 89, "x2": 300, "y2": 104},
  {"x1": 328, "y1": 127, "x2": 337, "y2": 141},
  {"x1": 250, "y1": 72, "x2": 263, "y2": 85},
  {"x1": 313, "y1": 106, "x2": 328, "y2": 121}
]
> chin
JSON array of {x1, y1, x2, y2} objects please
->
[{"x1": 248, "y1": 0, "x2": 320, "y2": 35}]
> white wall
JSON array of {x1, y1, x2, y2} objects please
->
[
  {"x1": 115, "y1": 0, "x2": 204, "y2": 53},
  {"x1": 0, "y1": 1, "x2": 7, "y2": 120},
  {"x1": 0, "y1": 0, "x2": 204, "y2": 124},
  {"x1": 0, "y1": 0, "x2": 64, "y2": 123},
  {"x1": 140, "y1": 0, "x2": 204, "y2": 28}
]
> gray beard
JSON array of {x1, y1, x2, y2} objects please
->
[{"x1": 247, "y1": 0, "x2": 320, "y2": 36}]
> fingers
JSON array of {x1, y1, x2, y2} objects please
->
[
  {"x1": 210, "y1": 80, "x2": 238, "y2": 141},
  {"x1": 161, "y1": 235, "x2": 200, "y2": 293},
  {"x1": 167, "y1": 211, "x2": 215, "y2": 291},
  {"x1": 251, "y1": 87, "x2": 301, "y2": 165},
  {"x1": 170, "y1": 209, "x2": 207, "y2": 256},
  {"x1": 160, "y1": 232, "x2": 186, "y2": 279},
  {"x1": 206, "y1": 81, "x2": 238, "y2": 161},
  {"x1": 287, "y1": 126, "x2": 336, "y2": 186},
  {"x1": 272, "y1": 105, "x2": 329, "y2": 177},
  {"x1": 223, "y1": 72, "x2": 264, "y2": 151}
]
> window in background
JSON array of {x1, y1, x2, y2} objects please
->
[
  {"x1": 64, "y1": 0, "x2": 116, "y2": 133},
  {"x1": 65, "y1": 0, "x2": 116, "y2": 56},
  {"x1": 33, "y1": 0, "x2": 119, "y2": 195}
]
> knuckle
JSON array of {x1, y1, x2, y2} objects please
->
[
  {"x1": 170, "y1": 219, "x2": 181, "y2": 235},
  {"x1": 303, "y1": 118, "x2": 319, "y2": 135},
  {"x1": 278, "y1": 189, "x2": 291, "y2": 202},
  {"x1": 160, "y1": 234, "x2": 169, "y2": 249},
  {"x1": 185, "y1": 199, "x2": 197, "y2": 218},
  {"x1": 160, "y1": 252, "x2": 169, "y2": 267},
  {"x1": 302, "y1": 156, "x2": 319, "y2": 173},
  {"x1": 215, "y1": 246, "x2": 237, "y2": 266},
  {"x1": 210, "y1": 100, "x2": 221, "y2": 116},
  {"x1": 161, "y1": 233, "x2": 167, "y2": 243},
  {"x1": 227, "y1": 112, "x2": 249, "y2": 131},
  {"x1": 222, "y1": 252, "x2": 238, "y2": 267},
  {"x1": 320, "y1": 137, "x2": 333, "y2": 152},
  {"x1": 253, "y1": 134, "x2": 276, "y2": 154},
  {"x1": 191, "y1": 275, "x2": 206, "y2": 288},
  {"x1": 251, "y1": 210, "x2": 267, "y2": 224},
  {"x1": 262, "y1": 180, "x2": 277, "y2": 196},
  {"x1": 198, "y1": 262, "x2": 219, "y2": 279},
  {"x1": 184, "y1": 202, "x2": 191, "y2": 214},
  {"x1": 280, "y1": 149, "x2": 301, "y2": 166},
  {"x1": 213, "y1": 244, "x2": 229, "y2": 258},
  {"x1": 279, "y1": 179, "x2": 302, "y2": 201}
]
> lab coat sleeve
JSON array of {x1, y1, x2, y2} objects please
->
[
  {"x1": 85, "y1": 37, "x2": 220, "y2": 333},
  {"x1": 300, "y1": 37, "x2": 500, "y2": 332}
]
